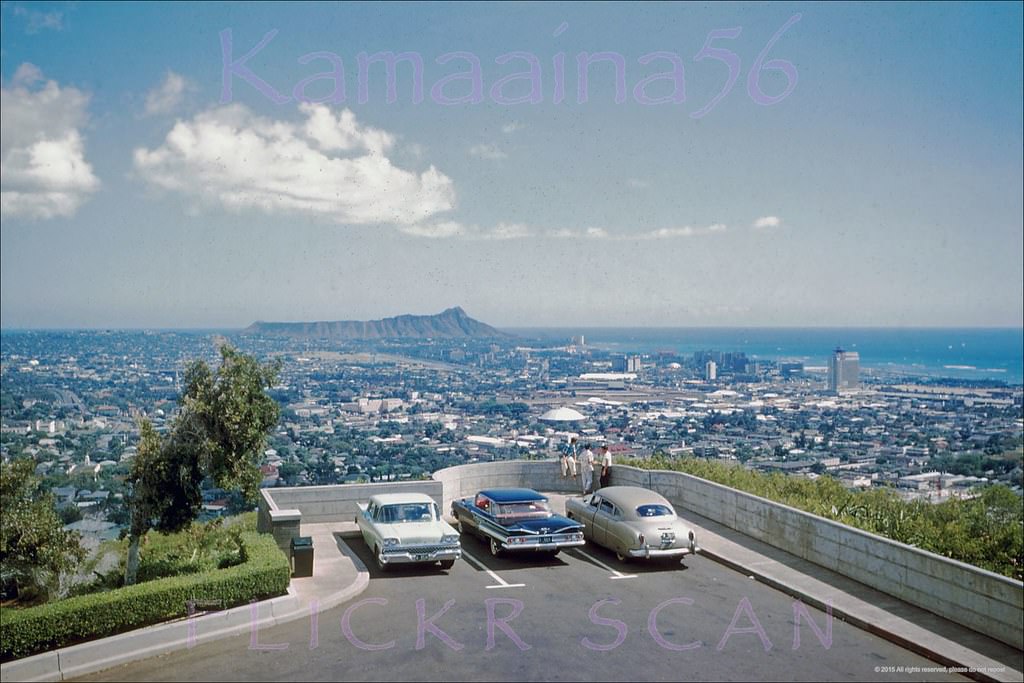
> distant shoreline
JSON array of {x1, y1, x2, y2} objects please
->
[
  {"x1": 3, "y1": 327, "x2": 1020, "y2": 385},
  {"x1": 2, "y1": 325, "x2": 1022, "y2": 333}
]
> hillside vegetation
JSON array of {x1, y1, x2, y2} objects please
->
[{"x1": 630, "y1": 455, "x2": 1023, "y2": 581}]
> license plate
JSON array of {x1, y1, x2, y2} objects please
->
[
  {"x1": 540, "y1": 536, "x2": 553, "y2": 543},
  {"x1": 414, "y1": 554, "x2": 428, "y2": 561}
]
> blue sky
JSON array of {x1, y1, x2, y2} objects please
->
[{"x1": 1, "y1": 1, "x2": 1021, "y2": 328}]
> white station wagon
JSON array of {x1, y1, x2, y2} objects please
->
[{"x1": 356, "y1": 493, "x2": 462, "y2": 571}]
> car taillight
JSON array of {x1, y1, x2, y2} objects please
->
[{"x1": 638, "y1": 533, "x2": 645, "y2": 545}]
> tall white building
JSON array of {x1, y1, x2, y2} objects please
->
[
  {"x1": 829, "y1": 348, "x2": 860, "y2": 393},
  {"x1": 705, "y1": 360, "x2": 717, "y2": 381}
]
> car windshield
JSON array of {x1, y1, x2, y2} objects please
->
[
  {"x1": 635, "y1": 504, "x2": 674, "y2": 518},
  {"x1": 496, "y1": 500, "x2": 552, "y2": 519},
  {"x1": 376, "y1": 503, "x2": 438, "y2": 523}
]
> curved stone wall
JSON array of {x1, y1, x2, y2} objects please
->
[
  {"x1": 433, "y1": 459, "x2": 1024, "y2": 650},
  {"x1": 432, "y1": 459, "x2": 580, "y2": 513}
]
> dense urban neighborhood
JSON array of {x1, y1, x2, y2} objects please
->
[{"x1": 2, "y1": 328, "x2": 1021, "y2": 556}]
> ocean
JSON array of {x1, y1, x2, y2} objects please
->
[{"x1": 505, "y1": 327, "x2": 1024, "y2": 385}]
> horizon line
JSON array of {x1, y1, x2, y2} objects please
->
[{"x1": 2, "y1": 324, "x2": 1023, "y2": 333}]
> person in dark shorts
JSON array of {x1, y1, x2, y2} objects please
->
[{"x1": 599, "y1": 444, "x2": 612, "y2": 489}]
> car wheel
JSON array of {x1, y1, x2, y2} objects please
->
[
  {"x1": 457, "y1": 519, "x2": 466, "y2": 535},
  {"x1": 615, "y1": 551, "x2": 627, "y2": 562},
  {"x1": 439, "y1": 559, "x2": 456, "y2": 570},
  {"x1": 375, "y1": 546, "x2": 389, "y2": 572},
  {"x1": 490, "y1": 538, "x2": 502, "y2": 557}
]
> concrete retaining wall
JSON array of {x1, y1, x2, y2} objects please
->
[
  {"x1": 259, "y1": 480, "x2": 445, "y2": 555},
  {"x1": 617, "y1": 463, "x2": 1024, "y2": 650},
  {"x1": 261, "y1": 480, "x2": 444, "y2": 524},
  {"x1": 432, "y1": 460, "x2": 1024, "y2": 650},
  {"x1": 432, "y1": 459, "x2": 583, "y2": 513}
]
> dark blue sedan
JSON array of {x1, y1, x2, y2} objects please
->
[{"x1": 451, "y1": 488, "x2": 585, "y2": 557}]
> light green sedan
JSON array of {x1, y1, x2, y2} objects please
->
[{"x1": 565, "y1": 486, "x2": 698, "y2": 562}]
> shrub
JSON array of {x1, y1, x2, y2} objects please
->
[
  {"x1": 0, "y1": 531, "x2": 289, "y2": 662},
  {"x1": 134, "y1": 518, "x2": 247, "y2": 583},
  {"x1": 64, "y1": 513, "x2": 258, "y2": 598},
  {"x1": 1, "y1": 459, "x2": 86, "y2": 604},
  {"x1": 628, "y1": 455, "x2": 1024, "y2": 580}
]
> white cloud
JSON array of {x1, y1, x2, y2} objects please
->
[
  {"x1": 501, "y1": 121, "x2": 524, "y2": 134},
  {"x1": 400, "y1": 221, "x2": 467, "y2": 239},
  {"x1": 144, "y1": 71, "x2": 192, "y2": 116},
  {"x1": 11, "y1": 63, "x2": 43, "y2": 85},
  {"x1": 753, "y1": 215, "x2": 782, "y2": 230},
  {"x1": 549, "y1": 224, "x2": 725, "y2": 240},
  {"x1": 400, "y1": 221, "x2": 531, "y2": 240},
  {"x1": 303, "y1": 105, "x2": 394, "y2": 155},
  {"x1": 487, "y1": 222, "x2": 532, "y2": 240},
  {"x1": 626, "y1": 178, "x2": 648, "y2": 188},
  {"x1": 1, "y1": 64, "x2": 100, "y2": 219},
  {"x1": 12, "y1": 6, "x2": 64, "y2": 33},
  {"x1": 405, "y1": 142, "x2": 427, "y2": 159},
  {"x1": 469, "y1": 144, "x2": 507, "y2": 160},
  {"x1": 133, "y1": 103, "x2": 455, "y2": 226},
  {"x1": 638, "y1": 223, "x2": 727, "y2": 239},
  {"x1": 549, "y1": 227, "x2": 612, "y2": 239}
]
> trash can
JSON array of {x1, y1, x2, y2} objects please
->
[{"x1": 291, "y1": 536, "x2": 314, "y2": 578}]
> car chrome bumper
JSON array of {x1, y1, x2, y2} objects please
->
[
  {"x1": 500, "y1": 535, "x2": 586, "y2": 552},
  {"x1": 630, "y1": 544, "x2": 699, "y2": 559},
  {"x1": 380, "y1": 547, "x2": 462, "y2": 564}
]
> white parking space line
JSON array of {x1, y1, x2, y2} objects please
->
[
  {"x1": 461, "y1": 550, "x2": 526, "y2": 589},
  {"x1": 573, "y1": 548, "x2": 638, "y2": 580}
]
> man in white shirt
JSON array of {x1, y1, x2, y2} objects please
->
[
  {"x1": 561, "y1": 437, "x2": 578, "y2": 479},
  {"x1": 599, "y1": 444, "x2": 612, "y2": 489},
  {"x1": 580, "y1": 444, "x2": 595, "y2": 494}
]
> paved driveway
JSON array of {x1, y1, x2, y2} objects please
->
[{"x1": 77, "y1": 533, "x2": 967, "y2": 682}]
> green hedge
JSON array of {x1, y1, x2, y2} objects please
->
[
  {"x1": 629, "y1": 455, "x2": 1024, "y2": 580},
  {"x1": 0, "y1": 531, "x2": 289, "y2": 662}
]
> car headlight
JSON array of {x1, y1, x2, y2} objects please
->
[
  {"x1": 383, "y1": 538, "x2": 400, "y2": 547},
  {"x1": 441, "y1": 535, "x2": 459, "y2": 544}
]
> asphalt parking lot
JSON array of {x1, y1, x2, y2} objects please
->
[{"x1": 77, "y1": 532, "x2": 968, "y2": 682}]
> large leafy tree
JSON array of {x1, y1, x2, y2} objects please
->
[
  {"x1": 0, "y1": 459, "x2": 86, "y2": 603},
  {"x1": 124, "y1": 345, "x2": 280, "y2": 585}
]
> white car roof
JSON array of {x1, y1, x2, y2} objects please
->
[
  {"x1": 368, "y1": 492, "x2": 437, "y2": 506},
  {"x1": 595, "y1": 486, "x2": 673, "y2": 510}
]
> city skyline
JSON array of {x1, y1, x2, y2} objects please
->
[{"x1": 2, "y1": 2, "x2": 1022, "y2": 329}]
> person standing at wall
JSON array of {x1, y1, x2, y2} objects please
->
[
  {"x1": 561, "y1": 436, "x2": 578, "y2": 481},
  {"x1": 580, "y1": 443, "x2": 595, "y2": 494},
  {"x1": 599, "y1": 444, "x2": 612, "y2": 489}
]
